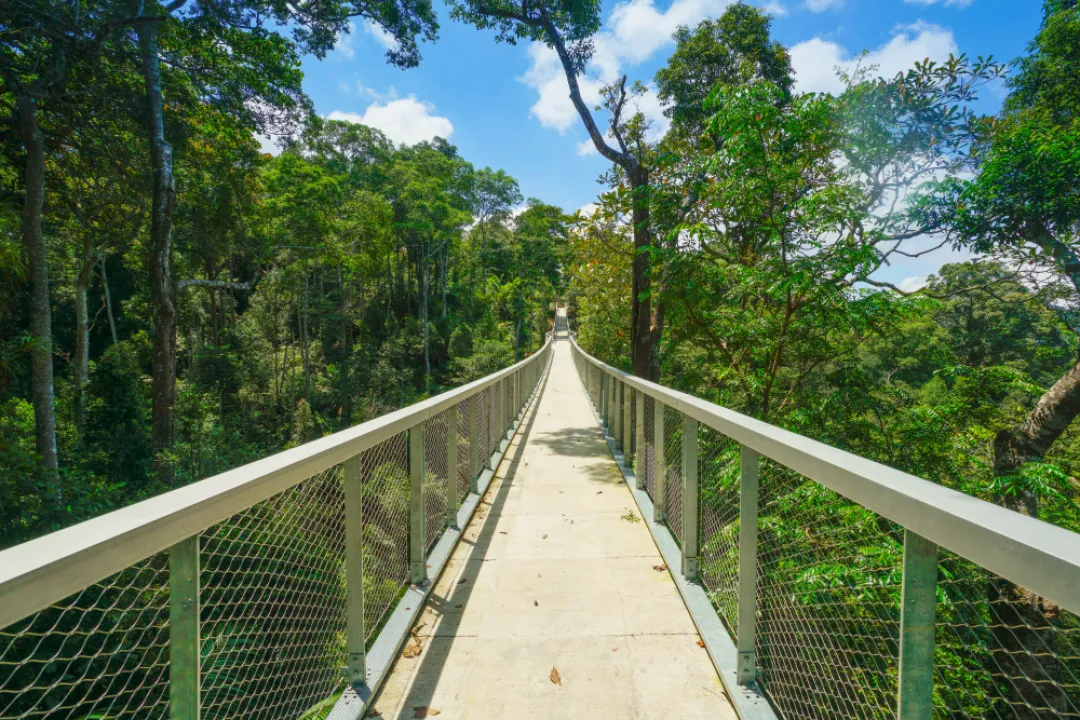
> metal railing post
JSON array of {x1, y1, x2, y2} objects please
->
[
  {"x1": 898, "y1": 530, "x2": 937, "y2": 720},
  {"x1": 344, "y1": 455, "x2": 366, "y2": 688},
  {"x1": 601, "y1": 374, "x2": 609, "y2": 430},
  {"x1": 682, "y1": 414, "x2": 699, "y2": 581},
  {"x1": 613, "y1": 380, "x2": 622, "y2": 449},
  {"x1": 489, "y1": 386, "x2": 499, "y2": 471},
  {"x1": 447, "y1": 410, "x2": 459, "y2": 528},
  {"x1": 737, "y1": 446, "x2": 759, "y2": 686},
  {"x1": 470, "y1": 395, "x2": 480, "y2": 494},
  {"x1": 654, "y1": 400, "x2": 666, "y2": 523},
  {"x1": 635, "y1": 390, "x2": 645, "y2": 490},
  {"x1": 622, "y1": 385, "x2": 632, "y2": 460},
  {"x1": 169, "y1": 535, "x2": 200, "y2": 720},
  {"x1": 409, "y1": 423, "x2": 426, "y2": 585}
]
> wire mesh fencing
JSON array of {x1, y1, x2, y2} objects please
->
[
  {"x1": 698, "y1": 426, "x2": 741, "y2": 639},
  {"x1": 755, "y1": 457, "x2": 901, "y2": 720},
  {"x1": 935, "y1": 552, "x2": 1080, "y2": 718},
  {"x1": 200, "y1": 465, "x2": 347, "y2": 720},
  {"x1": 663, "y1": 404, "x2": 685, "y2": 547},
  {"x1": 423, "y1": 411, "x2": 450, "y2": 552},
  {"x1": 0, "y1": 557, "x2": 171, "y2": 719},
  {"x1": 457, "y1": 400, "x2": 471, "y2": 504},
  {"x1": 641, "y1": 395, "x2": 655, "y2": 500}
]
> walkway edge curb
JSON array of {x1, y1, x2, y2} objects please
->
[{"x1": 576, "y1": 371, "x2": 779, "y2": 720}]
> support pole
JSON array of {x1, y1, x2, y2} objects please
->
[
  {"x1": 344, "y1": 455, "x2": 366, "y2": 688},
  {"x1": 681, "y1": 414, "x2": 699, "y2": 581},
  {"x1": 635, "y1": 390, "x2": 646, "y2": 490},
  {"x1": 409, "y1": 424, "x2": 426, "y2": 585},
  {"x1": 898, "y1": 530, "x2": 938, "y2": 720},
  {"x1": 654, "y1": 401, "x2": 666, "y2": 523},
  {"x1": 737, "y1": 446, "x2": 759, "y2": 685},
  {"x1": 622, "y1": 384, "x2": 632, "y2": 460},
  {"x1": 169, "y1": 536, "x2": 200, "y2": 720}
]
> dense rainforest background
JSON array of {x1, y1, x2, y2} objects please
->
[
  {"x1": 0, "y1": 0, "x2": 568, "y2": 549},
  {"x1": 3, "y1": 0, "x2": 1080, "y2": 716}
]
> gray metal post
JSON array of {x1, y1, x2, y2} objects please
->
[
  {"x1": 447, "y1": 410, "x2": 459, "y2": 528},
  {"x1": 344, "y1": 455, "x2": 366, "y2": 687},
  {"x1": 654, "y1": 400, "x2": 666, "y2": 523},
  {"x1": 489, "y1": 386, "x2": 499, "y2": 471},
  {"x1": 635, "y1": 390, "x2": 646, "y2": 490},
  {"x1": 682, "y1": 415, "x2": 699, "y2": 581},
  {"x1": 469, "y1": 395, "x2": 479, "y2": 494},
  {"x1": 737, "y1": 446, "x2": 759, "y2": 685},
  {"x1": 169, "y1": 535, "x2": 200, "y2": 720},
  {"x1": 898, "y1": 530, "x2": 937, "y2": 720},
  {"x1": 601, "y1": 374, "x2": 609, "y2": 429},
  {"x1": 623, "y1": 385, "x2": 632, "y2": 460},
  {"x1": 613, "y1": 381, "x2": 621, "y2": 448},
  {"x1": 409, "y1": 424, "x2": 426, "y2": 584}
]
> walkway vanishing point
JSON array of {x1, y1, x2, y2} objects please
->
[
  {"x1": 3, "y1": 307, "x2": 1080, "y2": 720},
  {"x1": 373, "y1": 315, "x2": 736, "y2": 719}
]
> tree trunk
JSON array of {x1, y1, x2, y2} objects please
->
[
  {"x1": 300, "y1": 269, "x2": 311, "y2": 402},
  {"x1": 138, "y1": 21, "x2": 179, "y2": 486},
  {"x1": 441, "y1": 249, "x2": 448, "y2": 318},
  {"x1": 988, "y1": 356, "x2": 1080, "y2": 718},
  {"x1": 515, "y1": 316, "x2": 522, "y2": 362},
  {"x1": 339, "y1": 265, "x2": 352, "y2": 427},
  {"x1": 629, "y1": 170, "x2": 658, "y2": 381},
  {"x1": 100, "y1": 253, "x2": 119, "y2": 344},
  {"x1": 74, "y1": 236, "x2": 95, "y2": 434},
  {"x1": 18, "y1": 93, "x2": 60, "y2": 483},
  {"x1": 421, "y1": 249, "x2": 431, "y2": 385}
]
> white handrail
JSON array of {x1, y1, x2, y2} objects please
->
[
  {"x1": 0, "y1": 336, "x2": 553, "y2": 630},
  {"x1": 569, "y1": 335, "x2": 1080, "y2": 616}
]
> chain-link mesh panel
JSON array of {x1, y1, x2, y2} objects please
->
[
  {"x1": 663, "y1": 405, "x2": 684, "y2": 546},
  {"x1": 642, "y1": 395, "x2": 655, "y2": 499},
  {"x1": 357, "y1": 433, "x2": 410, "y2": 645},
  {"x1": 0, "y1": 557, "x2": 170, "y2": 719},
  {"x1": 698, "y1": 426, "x2": 741, "y2": 638},
  {"x1": 755, "y1": 457, "x2": 900, "y2": 720},
  {"x1": 935, "y1": 552, "x2": 1080, "y2": 718},
  {"x1": 200, "y1": 466, "x2": 346, "y2": 720},
  {"x1": 457, "y1": 399, "x2": 471, "y2": 503},
  {"x1": 423, "y1": 412, "x2": 450, "y2": 552}
]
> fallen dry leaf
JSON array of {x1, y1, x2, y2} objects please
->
[
  {"x1": 457, "y1": 578, "x2": 468, "y2": 585},
  {"x1": 412, "y1": 707, "x2": 440, "y2": 718},
  {"x1": 542, "y1": 534, "x2": 548, "y2": 539},
  {"x1": 653, "y1": 564, "x2": 667, "y2": 572},
  {"x1": 534, "y1": 600, "x2": 539, "y2": 607},
  {"x1": 550, "y1": 667, "x2": 562, "y2": 686},
  {"x1": 697, "y1": 639, "x2": 706, "y2": 648}
]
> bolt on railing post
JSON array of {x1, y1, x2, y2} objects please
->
[
  {"x1": 622, "y1": 384, "x2": 632, "y2": 460},
  {"x1": 898, "y1": 530, "x2": 937, "y2": 720},
  {"x1": 654, "y1": 400, "x2": 666, "y2": 523},
  {"x1": 169, "y1": 535, "x2": 200, "y2": 720},
  {"x1": 469, "y1": 395, "x2": 480, "y2": 494},
  {"x1": 409, "y1": 423, "x2": 426, "y2": 585},
  {"x1": 682, "y1": 414, "x2": 699, "y2": 581},
  {"x1": 447, "y1": 410, "x2": 459, "y2": 529},
  {"x1": 635, "y1": 390, "x2": 645, "y2": 490},
  {"x1": 344, "y1": 455, "x2": 366, "y2": 688},
  {"x1": 737, "y1": 445, "x2": 760, "y2": 686}
]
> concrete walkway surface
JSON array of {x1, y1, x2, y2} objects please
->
[{"x1": 373, "y1": 337, "x2": 737, "y2": 719}]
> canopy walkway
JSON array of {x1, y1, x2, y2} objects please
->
[{"x1": 2, "y1": 308, "x2": 1079, "y2": 720}]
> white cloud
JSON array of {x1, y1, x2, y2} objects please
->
[
  {"x1": 577, "y1": 140, "x2": 599, "y2": 156},
  {"x1": 334, "y1": 22, "x2": 357, "y2": 59},
  {"x1": 255, "y1": 133, "x2": 281, "y2": 156},
  {"x1": 899, "y1": 275, "x2": 927, "y2": 292},
  {"x1": 789, "y1": 21, "x2": 958, "y2": 94},
  {"x1": 805, "y1": 0, "x2": 843, "y2": 11},
  {"x1": 904, "y1": 0, "x2": 973, "y2": 7},
  {"x1": 763, "y1": 1, "x2": 788, "y2": 15},
  {"x1": 520, "y1": 0, "x2": 740, "y2": 137},
  {"x1": 328, "y1": 96, "x2": 453, "y2": 145},
  {"x1": 578, "y1": 202, "x2": 600, "y2": 217},
  {"x1": 365, "y1": 20, "x2": 399, "y2": 51}
]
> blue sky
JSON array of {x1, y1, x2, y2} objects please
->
[{"x1": 286, "y1": 0, "x2": 1044, "y2": 286}]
